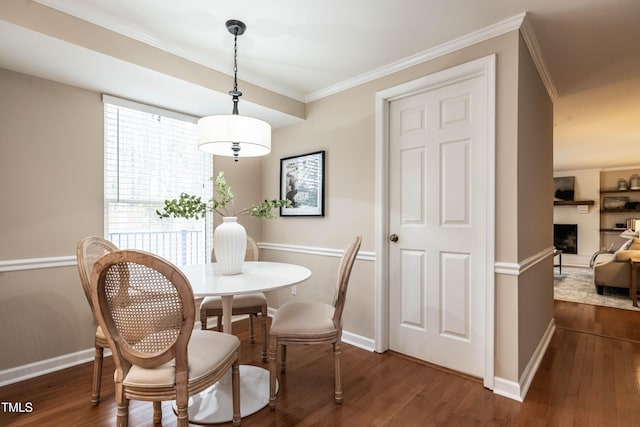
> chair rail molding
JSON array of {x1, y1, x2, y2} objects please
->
[
  {"x1": 494, "y1": 246, "x2": 555, "y2": 276},
  {"x1": 0, "y1": 256, "x2": 77, "y2": 272},
  {"x1": 0, "y1": 243, "x2": 375, "y2": 273},
  {"x1": 258, "y1": 242, "x2": 375, "y2": 262}
]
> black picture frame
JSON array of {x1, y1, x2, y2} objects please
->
[
  {"x1": 553, "y1": 176, "x2": 575, "y2": 201},
  {"x1": 280, "y1": 151, "x2": 325, "y2": 217}
]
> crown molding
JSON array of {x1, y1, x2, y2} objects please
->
[
  {"x1": 32, "y1": 0, "x2": 307, "y2": 102},
  {"x1": 306, "y1": 13, "x2": 528, "y2": 102},
  {"x1": 601, "y1": 165, "x2": 640, "y2": 172},
  {"x1": 520, "y1": 13, "x2": 558, "y2": 101}
]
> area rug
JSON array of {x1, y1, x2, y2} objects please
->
[{"x1": 554, "y1": 267, "x2": 640, "y2": 311}]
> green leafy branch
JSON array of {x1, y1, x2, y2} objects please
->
[{"x1": 156, "y1": 171, "x2": 291, "y2": 220}]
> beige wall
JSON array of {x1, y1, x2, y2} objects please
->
[
  {"x1": 259, "y1": 29, "x2": 552, "y2": 383},
  {"x1": 0, "y1": 68, "x2": 103, "y2": 368},
  {"x1": 213, "y1": 156, "x2": 264, "y2": 242},
  {"x1": 515, "y1": 34, "x2": 554, "y2": 374},
  {"x1": 0, "y1": 28, "x2": 554, "y2": 388}
]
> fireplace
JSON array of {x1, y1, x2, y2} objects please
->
[{"x1": 554, "y1": 224, "x2": 578, "y2": 254}]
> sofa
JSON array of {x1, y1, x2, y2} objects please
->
[{"x1": 593, "y1": 238, "x2": 640, "y2": 295}]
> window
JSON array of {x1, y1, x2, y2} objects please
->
[{"x1": 104, "y1": 95, "x2": 212, "y2": 265}]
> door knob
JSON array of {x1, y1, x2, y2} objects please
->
[{"x1": 389, "y1": 234, "x2": 399, "y2": 242}]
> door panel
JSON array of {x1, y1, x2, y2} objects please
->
[
  {"x1": 441, "y1": 139, "x2": 469, "y2": 225},
  {"x1": 401, "y1": 148, "x2": 425, "y2": 224},
  {"x1": 440, "y1": 251, "x2": 470, "y2": 339},
  {"x1": 388, "y1": 74, "x2": 486, "y2": 378},
  {"x1": 400, "y1": 249, "x2": 426, "y2": 329}
]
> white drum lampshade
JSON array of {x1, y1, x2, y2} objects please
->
[{"x1": 198, "y1": 114, "x2": 271, "y2": 157}]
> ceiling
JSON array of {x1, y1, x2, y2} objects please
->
[{"x1": 1, "y1": 0, "x2": 639, "y2": 170}]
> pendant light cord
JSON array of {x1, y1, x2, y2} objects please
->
[{"x1": 230, "y1": 27, "x2": 242, "y2": 115}]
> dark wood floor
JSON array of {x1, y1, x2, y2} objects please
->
[{"x1": 2, "y1": 300, "x2": 640, "y2": 426}]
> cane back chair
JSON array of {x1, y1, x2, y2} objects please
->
[
  {"x1": 76, "y1": 236, "x2": 119, "y2": 405},
  {"x1": 268, "y1": 236, "x2": 361, "y2": 409},
  {"x1": 91, "y1": 249, "x2": 241, "y2": 426}
]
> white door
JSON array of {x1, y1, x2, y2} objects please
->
[{"x1": 388, "y1": 73, "x2": 488, "y2": 378}]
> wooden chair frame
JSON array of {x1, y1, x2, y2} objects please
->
[
  {"x1": 76, "y1": 236, "x2": 119, "y2": 406},
  {"x1": 91, "y1": 250, "x2": 241, "y2": 426},
  {"x1": 268, "y1": 236, "x2": 361, "y2": 409}
]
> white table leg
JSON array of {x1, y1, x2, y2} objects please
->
[
  {"x1": 186, "y1": 365, "x2": 273, "y2": 424},
  {"x1": 183, "y1": 293, "x2": 276, "y2": 425},
  {"x1": 221, "y1": 294, "x2": 233, "y2": 334}
]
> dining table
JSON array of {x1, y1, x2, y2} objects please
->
[{"x1": 178, "y1": 261, "x2": 312, "y2": 424}]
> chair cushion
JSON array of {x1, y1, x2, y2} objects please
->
[
  {"x1": 270, "y1": 301, "x2": 335, "y2": 336},
  {"x1": 96, "y1": 325, "x2": 105, "y2": 340},
  {"x1": 200, "y1": 293, "x2": 266, "y2": 310},
  {"x1": 123, "y1": 330, "x2": 239, "y2": 388}
]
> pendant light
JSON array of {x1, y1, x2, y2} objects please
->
[{"x1": 198, "y1": 20, "x2": 271, "y2": 162}]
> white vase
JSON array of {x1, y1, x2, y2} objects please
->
[{"x1": 213, "y1": 217, "x2": 247, "y2": 275}]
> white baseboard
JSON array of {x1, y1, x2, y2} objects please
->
[
  {"x1": 0, "y1": 319, "x2": 217, "y2": 387},
  {"x1": 492, "y1": 377, "x2": 522, "y2": 401},
  {"x1": 342, "y1": 331, "x2": 375, "y2": 352},
  {"x1": 0, "y1": 347, "x2": 110, "y2": 387},
  {"x1": 493, "y1": 318, "x2": 556, "y2": 402},
  {"x1": 268, "y1": 307, "x2": 374, "y2": 352},
  {"x1": 0, "y1": 311, "x2": 374, "y2": 387}
]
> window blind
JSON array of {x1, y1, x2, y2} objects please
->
[{"x1": 104, "y1": 96, "x2": 213, "y2": 265}]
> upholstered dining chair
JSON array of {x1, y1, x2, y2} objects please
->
[
  {"x1": 268, "y1": 236, "x2": 362, "y2": 409},
  {"x1": 91, "y1": 249, "x2": 241, "y2": 427},
  {"x1": 200, "y1": 236, "x2": 269, "y2": 361},
  {"x1": 76, "y1": 236, "x2": 119, "y2": 406}
]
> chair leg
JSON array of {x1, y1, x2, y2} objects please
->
[
  {"x1": 116, "y1": 397, "x2": 130, "y2": 427},
  {"x1": 152, "y1": 401, "x2": 162, "y2": 424},
  {"x1": 261, "y1": 310, "x2": 268, "y2": 362},
  {"x1": 249, "y1": 313, "x2": 256, "y2": 343},
  {"x1": 268, "y1": 336, "x2": 278, "y2": 409},
  {"x1": 232, "y1": 359, "x2": 241, "y2": 426},
  {"x1": 217, "y1": 316, "x2": 223, "y2": 332},
  {"x1": 200, "y1": 309, "x2": 208, "y2": 330},
  {"x1": 333, "y1": 341, "x2": 343, "y2": 404},
  {"x1": 280, "y1": 344, "x2": 287, "y2": 373},
  {"x1": 175, "y1": 393, "x2": 188, "y2": 427},
  {"x1": 91, "y1": 344, "x2": 103, "y2": 406}
]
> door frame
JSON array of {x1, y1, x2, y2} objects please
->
[{"x1": 374, "y1": 54, "x2": 496, "y2": 389}]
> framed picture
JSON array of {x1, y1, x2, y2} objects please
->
[
  {"x1": 280, "y1": 151, "x2": 325, "y2": 216},
  {"x1": 603, "y1": 196, "x2": 628, "y2": 210},
  {"x1": 553, "y1": 176, "x2": 575, "y2": 201}
]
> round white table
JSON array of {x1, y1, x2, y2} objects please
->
[{"x1": 179, "y1": 261, "x2": 311, "y2": 424}]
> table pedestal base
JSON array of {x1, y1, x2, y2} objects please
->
[{"x1": 176, "y1": 365, "x2": 275, "y2": 425}]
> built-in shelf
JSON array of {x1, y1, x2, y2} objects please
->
[
  {"x1": 601, "y1": 209, "x2": 640, "y2": 213},
  {"x1": 554, "y1": 200, "x2": 595, "y2": 206},
  {"x1": 600, "y1": 188, "x2": 640, "y2": 193}
]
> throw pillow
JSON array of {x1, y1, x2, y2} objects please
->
[
  {"x1": 620, "y1": 239, "x2": 634, "y2": 250},
  {"x1": 615, "y1": 251, "x2": 640, "y2": 262},
  {"x1": 630, "y1": 238, "x2": 640, "y2": 250}
]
